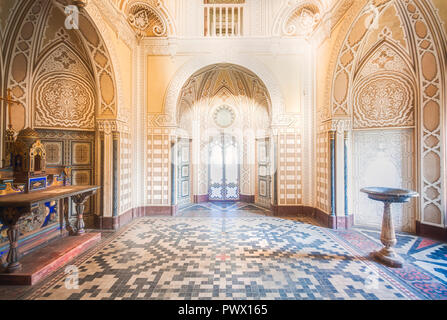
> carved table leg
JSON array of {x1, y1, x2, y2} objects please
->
[
  {"x1": 371, "y1": 202, "x2": 404, "y2": 268},
  {"x1": 0, "y1": 207, "x2": 25, "y2": 273},
  {"x1": 74, "y1": 202, "x2": 85, "y2": 236},
  {"x1": 61, "y1": 197, "x2": 75, "y2": 236},
  {"x1": 6, "y1": 222, "x2": 21, "y2": 273},
  {"x1": 71, "y1": 193, "x2": 92, "y2": 236}
]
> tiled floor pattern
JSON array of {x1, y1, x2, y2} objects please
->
[
  {"x1": 176, "y1": 202, "x2": 320, "y2": 226},
  {"x1": 13, "y1": 203, "x2": 446, "y2": 300}
]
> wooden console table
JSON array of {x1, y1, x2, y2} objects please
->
[{"x1": 0, "y1": 185, "x2": 100, "y2": 273}]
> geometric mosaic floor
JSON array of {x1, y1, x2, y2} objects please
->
[{"x1": 6, "y1": 203, "x2": 447, "y2": 300}]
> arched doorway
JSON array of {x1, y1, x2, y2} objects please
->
[{"x1": 175, "y1": 63, "x2": 273, "y2": 209}]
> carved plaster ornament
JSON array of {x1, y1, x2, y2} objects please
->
[
  {"x1": 283, "y1": 5, "x2": 321, "y2": 37},
  {"x1": 127, "y1": 2, "x2": 167, "y2": 39}
]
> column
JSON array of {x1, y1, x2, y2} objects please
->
[
  {"x1": 171, "y1": 135, "x2": 178, "y2": 209},
  {"x1": 133, "y1": 44, "x2": 146, "y2": 211},
  {"x1": 112, "y1": 132, "x2": 119, "y2": 220},
  {"x1": 335, "y1": 129, "x2": 345, "y2": 218},
  {"x1": 329, "y1": 130, "x2": 336, "y2": 217},
  {"x1": 98, "y1": 121, "x2": 115, "y2": 220},
  {"x1": 329, "y1": 120, "x2": 352, "y2": 229},
  {"x1": 271, "y1": 128, "x2": 279, "y2": 209},
  {"x1": 344, "y1": 131, "x2": 349, "y2": 216}
]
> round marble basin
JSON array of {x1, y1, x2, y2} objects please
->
[
  {"x1": 361, "y1": 187, "x2": 419, "y2": 203},
  {"x1": 361, "y1": 187, "x2": 419, "y2": 268}
]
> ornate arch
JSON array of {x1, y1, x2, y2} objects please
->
[
  {"x1": 82, "y1": 1, "x2": 126, "y2": 121},
  {"x1": 177, "y1": 64, "x2": 272, "y2": 130},
  {"x1": 164, "y1": 55, "x2": 285, "y2": 127},
  {"x1": 1, "y1": 0, "x2": 31, "y2": 65},
  {"x1": 398, "y1": 0, "x2": 446, "y2": 227},
  {"x1": 319, "y1": 0, "x2": 368, "y2": 122},
  {"x1": 328, "y1": 0, "x2": 447, "y2": 229},
  {"x1": 351, "y1": 39, "x2": 417, "y2": 129},
  {"x1": 3, "y1": 0, "x2": 126, "y2": 129},
  {"x1": 330, "y1": 0, "x2": 395, "y2": 117},
  {"x1": 4, "y1": 0, "x2": 47, "y2": 130},
  {"x1": 32, "y1": 43, "x2": 96, "y2": 130}
]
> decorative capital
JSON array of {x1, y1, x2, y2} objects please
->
[
  {"x1": 96, "y1": 119, "x2": 130, "y2": 134},
  {"x1": 330, "y1": 118, "x2": 352, "y2": 134},
  {"x1": 96, "y1": 120, "x2": 116, "y2": 134}
]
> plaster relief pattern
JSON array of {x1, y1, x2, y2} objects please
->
[
  {"x1": 331, "y1": 0, "x2": 392, "y2": 116},
  {"x1": 354, "y1": 73, "x2": 414, "y2": 128},
  {"x1": 123, "y1": 0, "x2": 176, "y2": 37},
  {"x1": 282, "y1": 3, "x2": 321, "y2": 38},
  {"x1": 36, "y1": 45, "x2": 91, "y2": 79},
  {"x1": 7, "y1": 1, "x2": 44, "y2": 130},
  {"x1": 358, "y1": 43, "x2": 411, "y2": 77},
  {"x1": 127, "y1": 2, "x2": 167, "y2": 38},
  {"x1": 34, "y1": 74, "x2": 95, "y2": 129}
]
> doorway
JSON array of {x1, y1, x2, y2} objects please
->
[
  {"x1": 208, "y1": 134, "x2": 240, "y2": 201},
  {"x1": 256, "y1": 137, "x2": 272, "y2": 208},
  {"x1": 177, "y1": 138, "x2": 192, "y2": 207}
]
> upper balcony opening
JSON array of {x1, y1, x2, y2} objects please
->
[{"x1": 204, "y1": 0, "x2": 245, "y2": 38}]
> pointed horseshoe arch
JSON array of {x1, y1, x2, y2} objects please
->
[{"x1": 164, "y1": 55, "x2": 285, "y2": 127}]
